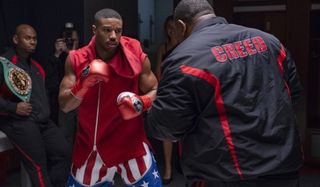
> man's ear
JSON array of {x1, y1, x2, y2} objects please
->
[
  {"x1": 12, "y1": 35, "x2": 18, "y2": 45},
  {"x1": 176, "y1": 20, "x2": 187, "y2": 36},
  {"x1": 92, "y1": 25, "x2": 97, "y2": 35},
  {"x1": 174, "y1": 19, "x2": 187, "y2": 42}
]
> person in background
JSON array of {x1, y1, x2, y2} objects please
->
[
  {"x1": 58, "y1": 8, "x2": 162, "y2": 186},
  {"x1": 45, "y1": 22, "x2": 79, "y2": 128},
  {"x1": 0, "y1": 24, "x2": 70, "y2": 187},
  {"x1": 155, "y1": 15, "x2": 179, "y2": 185},
  {"x1": 155, "y1": 15, "x2": 178, "y2": 80},
  {"x1": 146, "y1": 0, "x2": 304, "y2": 186}
]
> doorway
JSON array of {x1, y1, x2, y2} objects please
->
[{"x1": 138, "y1": 0, "x2": 174, "y2": 71}]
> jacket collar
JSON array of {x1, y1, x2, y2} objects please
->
[{"x1": 192, "y1": 16, "x2": 228, "y2": 34}]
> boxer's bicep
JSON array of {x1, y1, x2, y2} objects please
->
[
  {"x1": 139, "y1": 57, "x2": 158, "y2": 100},
  {"x1": 58, "y1": 55, "x2": 80, "y2": 112}
]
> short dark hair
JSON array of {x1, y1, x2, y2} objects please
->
[
  {"x1": 94, "y1": 8, "x2": 122, "y2": 24},
  {"x1": 174, "y1": 0, "x2": 214, "y2": 23}
]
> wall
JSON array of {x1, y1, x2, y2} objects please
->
[
  {"x1": 30, "y1": 0, "x2": 84, "y2": 65},
  {"x1": 0, "y1": 0, "x2": 84, "y2": 65},
  {"x1": 0, "y1": 0, "x2": 31, "y2": 52},
  {"x1": 139, "y1": 0, "x2": 174, "y2": 72},
  {"x1": 214, "y1": 0, "x2": 233, "y2": 21},
  {"x1": 286, "y1": 0, "x2": 310, "y2": 147},
  {"x1": 138, "y1": 0, "x2": 155, "y2": 47},
  {"x1": 154, "y1": 0, "x2": 174, "y2": 47}
]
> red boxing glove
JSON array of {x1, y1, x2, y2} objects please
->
[
  {"x1": 117, "y1": 92, "x2": 152, "y2": 120},
  {"x1": 71, "y1": 59, "x2": 110, "y2": 99}
]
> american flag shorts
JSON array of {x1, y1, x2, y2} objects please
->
[{"x1": 70, "y1": 143, "x2": 156, "y2": 186}]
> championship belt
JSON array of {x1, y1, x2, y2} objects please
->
[{"x1": 0, "y1": 57, "x2": 32, "y2": 101}]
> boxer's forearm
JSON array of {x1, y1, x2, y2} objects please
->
[{"x1": 59, "y1": 89, "x2": 82, "y2": 113}]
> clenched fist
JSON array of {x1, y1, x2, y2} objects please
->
[
  {"x1": 71, "y1": 59, "x2": 111, "y2": 99},
  {"x1": 16, "y1": 102, "x2": 32, "y2": 116}
]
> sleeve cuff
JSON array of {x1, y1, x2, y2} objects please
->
[{"x1": 6, "y1": 101, "x2": 17, "y2": 113}]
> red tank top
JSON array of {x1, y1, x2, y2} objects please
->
[{"x1": 70, "y1": 36, "x2": 150, "y2": 167}]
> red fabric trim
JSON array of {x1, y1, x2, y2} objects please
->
[
  {"x1": 71, "y1": 165, "x2": 77, "y2": 177},
  {"x1": 198, "y1": 181, "x2": 205, "y2": 187},
  {"x1": 123, "y1": 161, "x2": 135, "y2": 183},
  {"x1": 119, "y1": 36, "x2": 145, "y2": 77},
  {"x1": 97, "y1": 164, "x2": 107, "y2": 183},
  {"x1": 11, "y1": 142, "x2": 46, "y2": 187},
  {"x1": 136, "y1": 155, "x2": 147, "y2": 177},
  {"x1": 11, "y1": 56, "x2": 45, "y2": 79},
  {"x1": 117, "y1": 166, "x2": 122, "y2": 176},
  {"x1": 11, "y1": 56, "x2": 18, "y2": 65},
  {"x1": 31, "y1": 60, "x2": 45, "y2": 79},
  {"x1": 284, "y1": 82, "x2": 291, "y2": 97},
  {"x1": 277, "y1": 45, "x2": 286, "y2": 75},
  {"x1": 83, "y1": 151, "x2": 97, "y2": 185},
  {"x1": 193, "y1": 181, "x2": 205, "y2": 187},
  {"x1": 140, "y1": 95, "x2": 152, "y2": 111},
  {"x1": 180, "y1": 65, "x2": 243, "y2": 179},
  {"x1": 277, "y1": 44, "x2": 291, "y2": 97},
  {"x1": 68, "y1": 50, "x2": 79, "y2": 75}
]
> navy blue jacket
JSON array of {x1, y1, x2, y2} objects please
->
[{"x1": 146, "y1": 17, "x2": 303, "y2": 182}]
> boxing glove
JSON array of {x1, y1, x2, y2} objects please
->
[
  {"x1": 71, "y1": 59, "x2": 110, "y2": 99},
  {"x1": 117, "y1": 92, "x2": 152, "y2": 120}
]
